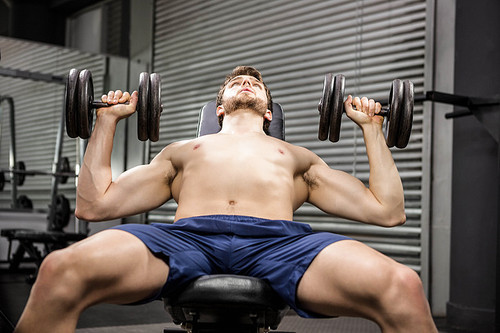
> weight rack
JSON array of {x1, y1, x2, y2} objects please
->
[{"x1": 0, "y1": 66, "x2": 87, "y2": 277}]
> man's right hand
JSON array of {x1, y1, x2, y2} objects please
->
[
  {"x1": 98, "y1": 90, "x2": 139, "y2": 121},
  {"x1": 344, "y1": 94, "x2": 384, "y2": 131}
]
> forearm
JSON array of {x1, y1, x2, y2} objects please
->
[
  {"x1": 75, "y1": 114, "x2": 117, "y2": 220},
  {"x1": 362, "y1": 124, "x2": 406, "y2": 225}
]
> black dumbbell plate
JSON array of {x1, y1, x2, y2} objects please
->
[
  {"x1": 65, "y1": 69, "x2": 80, "y2": 138},
  {"x1": 77, "y1": 69, "x2": 94, "y2": 139},
  {"x1": 148, "y1": 73, "x2": 161, "y2": 142},
  {"x1": 385, "y1": 79, "x2": 403, "y2": 148},
  {"x1": 329, "y1": 74, "x2": 345, "y2": 143},
  {"x1": 318, "y1": 73, "x2": 334, "y2": 141},
  {"x1": 396, "y1": 80, "x2": 414, "y2": 148},
  {"x1": 137, "y1": 72, "x2": 150, "y2": 141}
]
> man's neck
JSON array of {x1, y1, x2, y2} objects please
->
[{"x1": 219, "y1": 109, "x2": 266, "y2": 135}]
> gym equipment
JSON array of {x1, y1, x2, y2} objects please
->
[
  {"x1": 0, "y1": 94, "x2": 86, "y2": 282},
  {"x1": 65, "y1": 69, "x2": 163, "y2": 142},
  {"x1": 197, "y1": 101, "x2": 285, "y2": 140},
  {"x1": 1, "y1": 228, "x2": 85, "y2": 273},
  {"x1": 0, "y1": 158, "x2": 74, "y2": 191},
  {"x1": 318, "y1": 73, "x2": 414, "y2": 148},
  {"x1": 16, "y1": 195, "x2": 33, "y2": 209},
  {"x1": 0, "y1": 66, "x2": 65, "y2": 85},
  {"x1": 52, "y1": 194, "x2": 71, "y2": 230},
  {"x1": 0, "y1": 161, "x2": 26, "y2": 189},
  {"x1": 0, "y1": 95, "x2": 23, "y2": 207},
  {"x1": 164, "y1": 275, "x2": 291, "y2": 333}
]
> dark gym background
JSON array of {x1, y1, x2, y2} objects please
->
[{"x1": 0, "y1": 0, "x2": 498, "y2": 332}]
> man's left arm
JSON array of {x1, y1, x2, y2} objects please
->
[{"x1": 305, "y1": 95, "x2": 406, "y2": 227}]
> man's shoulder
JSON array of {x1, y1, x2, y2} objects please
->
[
  {"x1": 159, "y1": 135, "x2": 221, "y2": 155},
  {"x1": 278, "y1": 139, "x2": 315, "y2": 156},
  {"x1": 156, "y1": 138, "x2": 197, "y2": 157}
]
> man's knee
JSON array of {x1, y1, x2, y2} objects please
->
[
  {"x1": 38, "y1": 248, "x2": 80, "y2": 281},
  {"x1": 381, "y1": 264, "x2": 427, "y2": 315},
  {"x1": 31, "y1": 248, "x2": 86, "y2": 307}
]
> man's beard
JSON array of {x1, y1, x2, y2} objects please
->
[{"x1": 222, "y1": 95, "x2": 267, "y2": 117}]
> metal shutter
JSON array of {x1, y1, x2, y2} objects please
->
[
  {"x1": 0, "y1": 36, "x2": 107, "y2": 210},
  {"x1": 151, "y1": 0, "x2": 428, "y2": 274}
]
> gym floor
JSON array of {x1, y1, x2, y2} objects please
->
[{"x1": 1, "y1": 267, "x2": 451, "y2": 333}]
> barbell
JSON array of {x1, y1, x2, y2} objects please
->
[
  {"x1": 0, "y1": 158, "x2": 74, "y2": 191},
  {"x1": 0, "y1": 161, "x2": 27, "y2": 190},
  {"x1": 65, "y1": 69, "x2": 162, "y2": 142},
  {"x1": 318, "y1": 73, "x2": 414, "y2": 148}
]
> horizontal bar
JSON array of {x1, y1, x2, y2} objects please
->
[
  {"x1": 381, "y1": 90, "x2": 500, "y2": 108},
  {"x1": 424, "y1": 91, "x2": 470, "y2": 106},
  {"x1": 444, "y1": 109, "x2": 473, "y2": 119},
  {"x1": 1, "y1": 169, "x2": 76, "y2": 177},
  {"x1": 0, "y1": 66, "x2": 65, "y2": 85}
]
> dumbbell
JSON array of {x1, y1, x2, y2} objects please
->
[
  {"x1": 65, "y1": 69, "x2": 162, "y2": 142},
  {"x1": 318, "y1": 74, "x2": 414, "y2": 148}
]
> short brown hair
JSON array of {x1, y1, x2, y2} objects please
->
[{"x1": 216, "y1": 66, "x2": 273, "y2": 133}]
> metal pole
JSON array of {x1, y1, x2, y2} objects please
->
[
  {"x1": 0, "y1": 96, "x2": 18, "y2": 208},
  {"x1": 47, "y1": 102, "x2": 65, "y2": 230},
  {"x1": 75, "y1": 138, "x2": 89, "y2": 234},
  {"x1": 497, "y1": 142, "x2": 500, "y2": 331}
]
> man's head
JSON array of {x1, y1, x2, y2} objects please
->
[{"x1": 216, "y1": 66, "x2": 273, "y2": 133}]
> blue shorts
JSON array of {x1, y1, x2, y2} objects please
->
[{"x1": 112, "y1": 214, "x2": 351, "y2": 318}]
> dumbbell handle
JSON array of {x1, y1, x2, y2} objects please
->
[
  {"x1": 92, "y1": 101, "x2": 130, "y2": 109},
  {"x1": 93, "y1": 101, "x2": 163, "y2": 111},
  {"x1": 349, "y1": 106, "x2": 390, "y2": 117},
  {"x1": 379, "y1": 108, "x2": 389, "y2": 116}
]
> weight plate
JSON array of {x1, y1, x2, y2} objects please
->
[
  {"x1": 65, "y1": 69, "x2": 80, "y2": 138},
  {"x1": 77, "y1": 70, "x2": 94, "y2": 139},
  {"x1": 318, "y1": 73, "x2": 334, "y2": 141},
  {"x1": 60, "y1": 157, "x2": 70, "y2": 184},
  {"x1": 148, "y1": 73, "x2": 162, "y2": 142},
  {"x1": 53, "y1": 194, "x2": 70, "y2": 231},
  {"x1": 137, "y1": 72, "x2": 150, "y2": 141},
  {"x1": 15, "y1": 161, "x2": 25, "y2": 186},
  {"x1": 396, "y1": 80, "x2": 414, "y2": 148},
  {"x1": 16, "y1": 195, "x2": 33, "y2": 210},
  {"x1": 329, "y1": 74, "x2": 345, "y2": 143},
  {"x1": 385, "y1": 79, "x2": 403, "y2": 148}
]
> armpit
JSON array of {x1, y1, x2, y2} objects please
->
[
  {"x1": 302, "y1": 170, "x2": 319, "y2": 189},
  {"x1": 166, "y1": 167, "x2": 177, "y2": 186}
]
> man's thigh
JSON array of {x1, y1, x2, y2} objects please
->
[
  {"x1": 61, "y1": 229, "x2": 170, "y2": 306},
  {"x1": 296, "y1": 239, "x2": 402, "y2": 320}
]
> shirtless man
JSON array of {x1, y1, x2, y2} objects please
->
[{"x1": 14, "y1": 66, "x2": 437, "y2": 332}]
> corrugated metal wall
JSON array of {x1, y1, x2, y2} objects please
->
[
  {"x1": 150, "y1": 0, "x2": 428, "y2": 273},
  {"x1": 0, "y1": 36, "x2": 107, "y2": 211}
]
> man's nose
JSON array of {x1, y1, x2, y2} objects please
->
[{"x1": 241, "y1": 77, "x2": 252, "y2": 86}]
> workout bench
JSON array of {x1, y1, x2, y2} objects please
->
[{"x1": 163, "y1": 101, "x2": 292, "y2": 333}]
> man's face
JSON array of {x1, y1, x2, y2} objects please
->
[{"x1": 220, "y1": 75, "x2": 269, "y2": 116}]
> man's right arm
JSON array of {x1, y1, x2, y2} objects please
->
[{"x1": 75, "y1": 90, "x2": 175, "y2": 222}]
